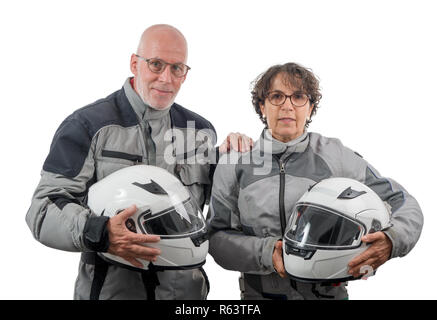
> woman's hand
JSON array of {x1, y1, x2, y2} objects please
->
[
  {"x1": 273, "y1": 240, "x2": 287, "y2": 278},
  {"x1": 347, "y1": 231, "x2": 393, "y2": 279}
]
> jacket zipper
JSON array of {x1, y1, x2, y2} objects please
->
[
  {"x1": 279, "y1": 159, "x2": 286, "y2": 236},
  {"x1": 143, "y1": 121, "x2": 156, "y2": 165},
  {"x1": 275, "y1": 154, "x2": 294, "y2": 237}
]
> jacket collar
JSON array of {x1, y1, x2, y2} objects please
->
[
  {"x1": 254, "y1": 128, "x2": 309, "y2": 156},
  {"x1": 123, "y1": 77, "x2": 171, "y2": 121}
]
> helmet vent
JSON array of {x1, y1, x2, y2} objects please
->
[
  {"x1": 337, "y1": 187, "x2": 366, "y2": 199},
  {"x1": 132, "y1": 180, "x2": 168, "y2": 195}
]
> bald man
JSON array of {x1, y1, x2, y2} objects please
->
[{"x1": 26, "y1": 24, "x2": 252, "y2": 300}]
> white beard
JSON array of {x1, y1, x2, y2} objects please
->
[{"x1": 135, "y1": 74, "x2": 174, "y2": 110}]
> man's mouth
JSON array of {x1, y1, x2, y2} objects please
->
[{"x1": 152, "y1": 88, "x2": 173, "y2": 95}]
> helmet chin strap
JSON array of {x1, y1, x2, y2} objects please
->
[
  {"x1": 140, "y1": 262, "x2": 160, "y2": 300},
  {"x1": 87, "y1": 252, "x2": 161, "y2": 300}
]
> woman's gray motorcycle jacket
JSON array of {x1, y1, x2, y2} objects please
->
[
  {"x1": 208, "y1": 129, "x2": 423, "y2": 300},
  {"x1": 26, "y1": 78, "x2": 217, "y2": 300}
]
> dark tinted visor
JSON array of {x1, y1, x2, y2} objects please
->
[
  {"x1": 139, "y1": 199, "x2": 205, "y2": 236},
  {"x1": 285, "y1": 204, "x2": 363, "y2": 248}
]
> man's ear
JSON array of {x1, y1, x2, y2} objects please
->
[{"x1": 130, "y1": 54, "x2": 138, "y2": 76}]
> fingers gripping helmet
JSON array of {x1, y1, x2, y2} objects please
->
[
  {"x1": 87, "y1": 165, "x2": 208, "y2": 271},
  {"x1": 283, "y1": 177, "x2": 391, "y2": 283}
]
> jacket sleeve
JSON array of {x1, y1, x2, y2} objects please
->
[
  {"x1": 333, "y1": 140, "x2": 424, "y2": 259},
  {"x1": 207, "y1": 153, "x2": 280, "y2": 274},
  {"x1": 25, "y1": 118, "x2": 109, "y2": 252}
]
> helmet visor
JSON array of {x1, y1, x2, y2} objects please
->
[
  {"x1": 285, "y1": 204, "x2": 364, "y2": 249},
  {"x1": 138, "y1": 198, "x2": 205, "y2": 237}
]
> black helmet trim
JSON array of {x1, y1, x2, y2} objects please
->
[
  {"x1": 284, "y1": 242, "x2": 316, "y2": 260},
  {"x1": 97, "y1": 253, "x2": 206, "y2": 272},
  {"x1": 286, "y1": 271, "x2": 358, "y2": 284},
  {"x1": 284, "y1": 202, "x2": 367, "y2": 250},
  {"x1": 284, "y1": 237, "x2": 363, "y2": 252},
  {"x1": 190, "y1": 229, "x2": 209, "y2": 247}
]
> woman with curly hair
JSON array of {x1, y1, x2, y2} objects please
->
[{"x1": 207, "y1": 62, "x2": 423, "y2": 300}]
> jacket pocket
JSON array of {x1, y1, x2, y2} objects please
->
[
  {"x1": 96, "y1": 149, "x2": 143, "y2": 180},
  {"x1": 101, "y1": 150, "x2": 143, "y2": 163}
]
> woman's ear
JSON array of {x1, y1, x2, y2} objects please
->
[
  {"x1": 260, "y1": 103, "x2": 265, "y2": 118},
  {"x1": 308, "y1": 103, "x2": 314, "y2": 119}
]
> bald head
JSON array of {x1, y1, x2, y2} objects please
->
[
  {"x1": 130, "y1": 25, "x2": 188, "y2": 109},
  {"x1": 136, "y1": 24, "x2": 188, "y2": 63}
]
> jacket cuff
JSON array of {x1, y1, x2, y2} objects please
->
[
  {"x1": 261, "y1": 236, "x2": 282, "y2": 273},
  {"x1": 382, "y1": 229, "x2": 396, "y2": 259},
  {"x1": 83, "y1": 216, "x2": 110, "y2": 252}
]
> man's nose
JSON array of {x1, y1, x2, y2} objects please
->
[{"x1": 158, "y1": 65, "x2": 173, "y2": 83}]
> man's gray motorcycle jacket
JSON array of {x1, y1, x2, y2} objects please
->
[
  {"x1": 208, "y1": 129, "x2": 423, "y2": 300},
  {"x1": 26, "y1": 79, "x2": 217, "y2": 300}
]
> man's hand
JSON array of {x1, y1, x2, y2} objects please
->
[
  {"x1": 219, "y1": 132, "x2": 253, "y2": 153},
  {"x1": 107, "y1": 205, "x2": 161, "y2": 269},
  {"x1": 273, "y1": 240, "x2": 286, "y2": 278},
  {"x1": 348, "y1": 231, "x2": 392, "y2": 278}
]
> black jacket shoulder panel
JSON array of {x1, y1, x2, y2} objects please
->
[
  {"x1": 43, "y1": 88, "x2": 139, "y2": 177},
  {"x1": 72, "y1": 88, "x2": 139, "y2": 135},
  {"x1": 170, "y1": 103, "x2": 216, "y2": 135}
]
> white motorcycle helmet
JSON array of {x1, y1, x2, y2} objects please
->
[
  {"x1": 87, "y1": 165, "x2": 208, "y2": 271},
  {"x1": 283, "y1": 177, "x2": 391, "y2": 283}
]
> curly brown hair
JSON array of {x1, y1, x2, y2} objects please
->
[{"x1": 251, "y1": 62, "x2": 322, "y2": 127}]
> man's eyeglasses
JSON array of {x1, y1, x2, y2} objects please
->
[
  {"x1": 135, "y1": 54, "x2": 190, "y2": 78},
  {"x1": 266, "y1": 91, "x2": 311, "y2": 107}
]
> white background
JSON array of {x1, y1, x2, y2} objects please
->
[{"x1": 1, "y1": 0, "x2": 436, "y2": 300}]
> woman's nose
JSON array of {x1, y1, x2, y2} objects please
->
[{"x1": 281, "y1": 97, "x2": 294, "y2": 110}]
